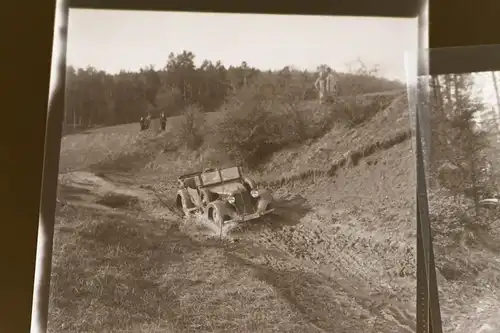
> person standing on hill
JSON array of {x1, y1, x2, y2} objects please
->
[
  {"x1": 326, "y1": 68, "x2": 338, "y2": 100},
  {"x1": 160, "y1": 112, "x2": 167, "y2": 131},
  {"x1": 315, "y1": 67, "x2": 337, "y2": 104},
  {"x1": 140, "y1": 114, "x2": 151, "y2": 131},
  {"x1": 139, "y1": 116, "x2": 146, "y2": 131},
  {"x1": 314, "y1": 69, "x2": 326, "y2": 103}
]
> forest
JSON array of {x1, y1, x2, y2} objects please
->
[
  {"x1": 63, "y1": 50, "x2": 402, "y2": 130},
  {"x1": 423, "y1": 72, "x2": 500, "y2": 250}
]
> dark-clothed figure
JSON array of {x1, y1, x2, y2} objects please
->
[
  {"x1": 140, "y1": 115, "x2": 151, "y2": 131},
  {"x1": 160, "y1": 112, "x2": 167, "y2": 131}
]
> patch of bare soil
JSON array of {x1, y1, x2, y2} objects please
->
[{"x1": 57, "y1": 171, "x2": 153, "y2": 214}]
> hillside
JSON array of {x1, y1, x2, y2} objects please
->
[{"x1": 51, "y1": 86, "x2": 499, "y2": 333}]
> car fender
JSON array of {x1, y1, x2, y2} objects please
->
[
  {"x1": 242, "y1": 177, "x2": 257, "y2": 190},
  {"x1": 206, "y1": 200, "x2": 230, "y2": 220},
  {"x1": 255, "y1": 189, "x2": 273, "y2": 212}
]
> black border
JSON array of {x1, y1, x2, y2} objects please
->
[
  {"x1": 428, "y1": 44, "x2": 500, "y2": 75},
  {"x1": 429, "y1": 0, "x2": 500, "y2": 49},
  {"x1": 1, "y1": 2, "x2": 55, "y2": 333},
  {"x1": 69, "y1": 0, "x2": 419, "y2": 17}
]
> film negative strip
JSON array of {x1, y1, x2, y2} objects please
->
[{"x1": 415, "y1": 105, "x2": 443, "y2": 333}]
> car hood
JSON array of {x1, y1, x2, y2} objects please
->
[{"x1": 206, "y1": 183, "x2": 246, "y2": 196}]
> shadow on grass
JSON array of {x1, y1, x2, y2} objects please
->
[
  {"x1": 225, "y1": 252, "x2": 375, "y2": 333},
  {"x1": 95, "y1": 193, "x2": 141, "y2": 210},
  {"x1": 49, "y1": 207, "x2": 198, "y2": 332}
]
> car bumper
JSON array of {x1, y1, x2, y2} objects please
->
[{"x1": 224, "y1": 208, "x2": 275, "y2": 225}]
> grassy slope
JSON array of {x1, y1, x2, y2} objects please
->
[{"x1": 52, "y1": 88, "x2": 500, "y2": 333}]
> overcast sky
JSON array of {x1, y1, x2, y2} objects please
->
[{"x1": 67, "y1": 9, "x2": 417, "y2": 81}]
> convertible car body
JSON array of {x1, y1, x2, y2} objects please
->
[{"x1": 176, "y1": 166, "x2": 274, "y2": 230}]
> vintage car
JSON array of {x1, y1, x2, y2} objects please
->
[{"x1": 176, "y1": 166, "x2": 274, "y2": 230}]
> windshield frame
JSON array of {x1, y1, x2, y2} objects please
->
[{"x1": 200, "y1": 167, "x2": 242, "y2": 188}]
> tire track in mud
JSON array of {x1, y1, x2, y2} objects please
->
[
  {"x1": 156, "y1": 220, "x2": 409, "y2": 333},
  {"x1": 228, "y1": 204, "x2": 416, "y2": 333},
  {"x1": 227, "y1": 130, "x2": 416, "y2": 332},
  {"x1": 246, "y1": 126, "x2": 413, "y2": 275}
]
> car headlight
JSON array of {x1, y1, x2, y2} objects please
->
[
  {"x1": 250, "y1": 189, "x2": 259, "y2": 198},
  {"x1": 228, "y1": 196, "x2": 236, "y2": 204}
]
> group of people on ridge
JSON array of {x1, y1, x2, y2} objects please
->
[
  {"x1": 139, "y1": 112, "x2": 167, "y2": 131},
  {"x1": 314, "y1": 67, "x2": 338, "y2": 104}
]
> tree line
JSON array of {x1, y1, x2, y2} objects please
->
[
  {"x1": 64, "y1": 50, "x2": 324, "y2": 130},
  {"x1": 64, "y1": 50, "x2": 403, "y2": 132}
]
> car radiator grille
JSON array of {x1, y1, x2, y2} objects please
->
[{"x1": 234, "y1": 191, "x2": 256, "y2": 215}]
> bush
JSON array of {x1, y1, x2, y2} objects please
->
[
  {"x1": 177, "y1": 104, "x2": 205, "y2": 150},
  {"x1": 216, "y1": 79, "x2": 355, "y2": 169},
  {"x1": 216, "y1": 85, "x2": 308, "y2": 168},
  {"x1": 428, "y1": 189, "x2": 496, "y2": 248}
]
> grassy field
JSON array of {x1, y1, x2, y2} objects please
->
[{"x1": 50, "y1": 89, "x2": 500, "y2": 333}]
